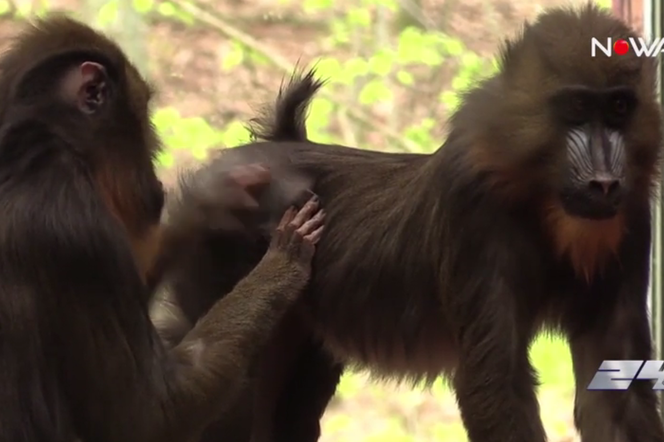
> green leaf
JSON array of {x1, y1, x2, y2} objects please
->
[
  {"x1": 0, "y1": 1, "x2": 10, "y2": 14},
  {"x1": 369, "y1": 49, "x2": 394, "y2": 76},
  {"x1": 192, "y1": 146, "x2": 209, "y2": 160},
  {"x1": 133, "y1": 0, "x2": 153, "y2": 14},
  {"x1": 222, "y1": 42, "x2": 245, "y2": 71},
  {"x1": 334, "y1": 57, "x2": 366, "y2": 85},
  {"x1": 396, "y1": 27, "x2": 423, "y2": 64},
  {"x1": 431, "y1": 423, "x2": 468, "y2": 441},
  {"x1": 421, "y1": 118, "x2": 435, "y2": 129},
  {"x1": 345, "y1": 58, "x2": 369, "y2": 78},
  {"x1": 336, "y1": 373, "x2": 364, "y2": 399},
  {"x1": 308, "y1": 98, "x2": 333, "y2": 131},
  {"x1": 221, "y1": 121, "x2": 251, "y2": 147},
  {"x1": 15, "y1": 0, "x2": 31, "y2": 16},
  {"x1": 97, "y1": 0, "x2": 119, "y2": 26},
  {"x1": 451, "y1": 75, "x2": 471, "y2": 91},
  {"x1": 181, "y1": 117, "x2": 222, "y2": 149},
  {"x1": 440, "y1": 37, "x2": 464, "y2": 56},
  {"x1": 440, "y1": 90, "x2": 460, "y2": 112},
  {"x1": 303, "y1": 0, "x2": 332, "y2": 11},
  {"x1": 460, "y1": 52, "x2": 481, "y2": 69},
  {"x1": 152, "y1": 107, "x2": 181, "y2": 131},
  {"x1": 490, "y1": 57, "x2": 500, "y2": 73},
  {"x1": 403, "y1": 120, "x2": 435, "y2": 151},
  {"x1": 396, "y1": 28, "x2": 444, "y2": 65},
  {"x1": 157, "y1": 2, "x2": 176, "y2": 16},
  {"x1": 396, "y1": 70, "x2": 414, "y2": 85},
  {"x1": 363, "y1": 419, "x2": 412, "y2": 442},
  {"x1": 419, "y1": 48, "x2": 443, "y2": 66},
  {"x1": 156, "y1": 151, "x2": 175, "y2": 168},
  {"x1": 174, "y1": 8, "x2": 195, "y2": 24},
  {"x1": 370, "y1": 0, "x2": 398, "y2": 10},
  {"x1": 358, "y1": 80, "x2": 393, "y2": 105},
  {"x1": 330, "y1": 19, "x2": 350, "y2": 44},
  {"x1": 430, "y1": 377, "x2": 451, "y2": 396},
  {"x1": 247, "y1": 49, "x2": 270, "y2": 66},
  {"x1": 347, "y1": 7, "x2": 371, "y2": 27},
  {"x1": 324, "y1": 414, "x2": 353, "y2": 434},
  {"x1": 313, "y1": 57, "x2": 342, "y2": 80}
]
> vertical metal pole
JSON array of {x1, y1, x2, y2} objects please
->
[
  {"x1": 644, "y1": 0, "x2": 664, "y2": 417},
  {"x1": 650, "y1": 0, "x2": 662, "y2": 359}
]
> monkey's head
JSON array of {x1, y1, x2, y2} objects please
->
[
  {"x1": 459, "y1": 4, "x2": 661, "y2": 221},
  {"x1": 0, "y1": 16, "x2": 165, "y2": 276}
]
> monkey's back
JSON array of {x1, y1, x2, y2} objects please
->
[{"x1": 218, "y1": 141, "x2": 464, "y2": 382}]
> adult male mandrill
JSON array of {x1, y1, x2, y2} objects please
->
[{"x1": 158, "y1": 4, "x2": 664, "y2": 442}]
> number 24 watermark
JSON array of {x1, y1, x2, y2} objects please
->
[{"x1": 588, "y1": 361, "x2": 664, "y2": 390}]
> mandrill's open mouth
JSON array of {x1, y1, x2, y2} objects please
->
[{"x1": 559, "y1": 188, "x2": 622, "y2": 220}]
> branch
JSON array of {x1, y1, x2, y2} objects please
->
[{"x1": 170, "y1": 0, "x2": 420, "y2": 153}]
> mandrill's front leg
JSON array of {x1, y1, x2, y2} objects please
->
[{"x1": 569, "y1": 222, "x2": 664, "y2": 442}]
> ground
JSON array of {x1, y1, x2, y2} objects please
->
[{"x1": 0, "y1": 0, "x2": 603, "y2": 439}]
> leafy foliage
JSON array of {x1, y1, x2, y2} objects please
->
[
  {"x1": 146, "y1": 0, "x2": 500, "y2": 168},
  {"x1": 142, "y1": 0, "x2": 615, "y2": 170},
  {"x1": 152, "y1": 108, "x2": 251, "y2": 167}
]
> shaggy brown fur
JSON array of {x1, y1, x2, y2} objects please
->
[
  {"x1": 157, "y1": 4, "x2": 664, "y2": 442},
  {"x1": 0, "y1": 16, "x2": 325, "y2": 442}
]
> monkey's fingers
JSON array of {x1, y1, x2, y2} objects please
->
[
  {"x1": 277, "y1": 207, "x2": 297, "y2": 231},
  {"x1": 297, "y1": 210, "x2": 325, "y2": 236},
  {"x1": 291, "y1": 196, "x2": 320, "y2": 228},
  {"x1": 293, "y1": 189, "x2": 319, "y2": 209},
  {"x1": 304, "y1": 225, "x2": 324, "y2": 245},
  {"x1": 286, "y1": 226, "x2": 304, "y2": 257},
  {"x1": 271, "y1": 207, "x2": 297, "y2": 250}
]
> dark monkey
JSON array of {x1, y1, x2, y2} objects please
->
[
  {"x1": 0, "y1": 16, "x2": 326, "y2": 442},
  {"x1": 157, "y1": 4, "x2": 664, "y2": 442}
]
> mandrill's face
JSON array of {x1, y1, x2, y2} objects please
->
[{"x1": 551, "y1": 85, "x2": 637, "y2": 220}]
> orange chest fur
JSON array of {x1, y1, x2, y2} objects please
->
[{"x1": 543, "y1": 203, "x2": 625, "y2": 282}]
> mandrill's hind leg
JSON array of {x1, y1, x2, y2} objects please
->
[
  {"x1": 245, "y1": 309, "x2": 343, "y2": 442},
  {"x1": 272, "y1": 333, "x2": 343, "y2": 442}
]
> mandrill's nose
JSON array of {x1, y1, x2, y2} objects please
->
[{"x1": 587, "y1": 177, "x2": 621, "y2": 199}]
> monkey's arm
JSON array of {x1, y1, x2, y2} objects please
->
[
  {"x1": 449, "y1": 201, "x2": 548, "y2": 442},
  {"x1": 149, "y1": 159, "x2": 315, "y2": 328},
  {"x1": 146, "y1": 164, "x2": 271, "y2": 293},
  {"x1": 150, "y1": 289, "x2": 191, "y2": 349},
  {"x1": 148, "y1": 198, "x2": 324, "y2": 442}
]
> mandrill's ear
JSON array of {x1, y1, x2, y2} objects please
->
[{"x1": 59, "y1": 61, "x2": 109, "y2": 114}]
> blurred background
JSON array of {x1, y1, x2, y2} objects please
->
[{"x1": 0, "y1": 0, "x2": 645, "y2": 440}]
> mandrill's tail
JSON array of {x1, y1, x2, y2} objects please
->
[{"x1": 248, "y1": 67, "x2": 326, "y2": 143}]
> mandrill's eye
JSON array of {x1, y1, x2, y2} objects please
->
[
  {"x1": 572, "y1": 97, "x2": 586, "y2": 113},
  {"x1": 550, "y1": 87, "x2": 597, "y2": 126},
  {"x1": 603, "y1": 88, "x2": 637, "y2": 127},
  {"x1": 565, "y1": 94, "x2": 593, "y2": 125},
  {"x1": 612, "y1": 97, "x2": 627, "y2": 115}
]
